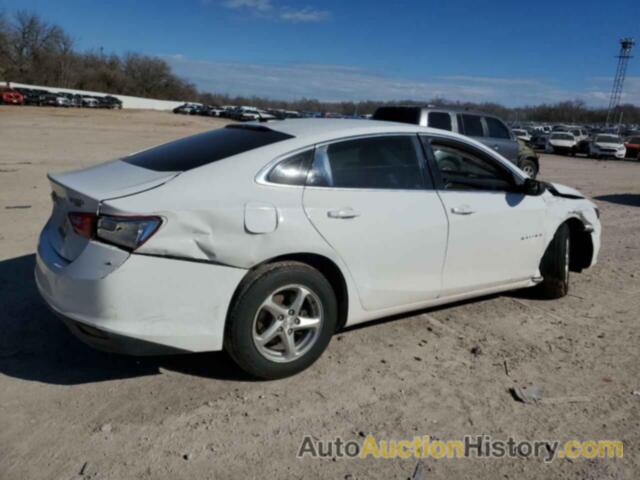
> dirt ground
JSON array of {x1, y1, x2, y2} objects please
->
[{"x1": 0, "y1": 106, "x2": 638, "y2": 480}]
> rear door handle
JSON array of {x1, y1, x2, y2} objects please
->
[
  {"x1": 451, "y1": 205, "x2": 476, "y2": 215},
  {"x1": 327, "y1": 208, "x2": 360, "y2": 219}
]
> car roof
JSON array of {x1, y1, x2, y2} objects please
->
[
  {"x1": 375, "y1": 104, "x2": 504, "y2": 119},
  {"x1": 262, "y1": 118, "x2": 428, "y2": 139}
]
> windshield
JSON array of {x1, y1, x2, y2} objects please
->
[
  {"x1": 627, "y1": 137, "x2": 640, "y2": 144},
  {"x1": 551, "y1": 133, "x2": 574, "y2": 140},
  {"x1": 595, "y1": 135, "x2": 621, "y2": 144},
  {"x1": 123, "y1": 125, "x2": 294, "y2": 172}
]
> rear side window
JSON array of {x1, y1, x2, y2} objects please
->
[
  {"x1": 485, "y1": 117, "x2": 511, "y2": 139},
  {"x1": 307, "y1": 136, "x2": 425, "y2": 190},
  {"x1": 428, "y1": 112, "x2": 452, "y2": 131},
  {"x1": 372, "y1": 107, "x2": 421, "y2": 125},
  {"x1": 461, "y1": 114, "x2": 484, "y2": 137},
  {"x1": 266, "y1": 150, "x2": 314, "y2": 185},
  {"x1": 123, "y1": 125, "x2": 293, "y2": 172}
]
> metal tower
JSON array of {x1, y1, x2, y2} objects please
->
[{"x1": 606, "y1": 37, "x2": 634, "y2": 126}]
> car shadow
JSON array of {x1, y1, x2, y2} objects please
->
[
  {"x1": 1, "y1": 254, "x2": 548, "y2": 386},
  {"x1": 593, "y1": 193, "x2": 640, "y2": 207},
  {"x1": 0, "y1": 254, "x2": 253, "y2": 385}
]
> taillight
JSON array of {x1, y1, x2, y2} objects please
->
[
  {"x1": 68, "y1": 212, "x2": 96, "y2": 239},
  {"x1": 96, "y1": 215, "x2": 162, "y2": 251},
  {"x1": 67, "y1": 213, "x2": 162, "y2": 251}
]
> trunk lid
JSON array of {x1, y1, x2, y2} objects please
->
[{"x1": 46, "y1": 160, "x2": 178, "y2": 261}]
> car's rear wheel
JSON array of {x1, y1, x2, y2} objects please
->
[
  {"x1": 225, "y1": 262, "x2": 337, "y2": 379},
  {"x1": 535, "y1": 224, "x2": 570, "y2": 299}
]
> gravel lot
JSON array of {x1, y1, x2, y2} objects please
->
[{"x1": 1, "y1": 106, "x2": 639, "y2": 479}]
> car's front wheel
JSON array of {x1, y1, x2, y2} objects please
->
[
  {"x1": 519, "y1": 158, "x2": 538, "y2": 178},
  {"x1": 225, "y1": 262, "x2": 337, "y2": 379},
  {"x1": 535, "y1": 224, "x2": 570, "y2": 299}
]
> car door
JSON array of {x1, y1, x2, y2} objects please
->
[
  {"x1": 302, "y1": 134, "x2": 448, "y2": 311},
  {"x1": 422, "y1": 136, "x2": 547, "y2": 296}
]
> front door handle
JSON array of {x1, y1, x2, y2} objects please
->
[
  {"x1": 492, "y1": 144, "x2": 500, "y2": 151},
  {"x1": 451, "y1": 205, "x2": 476, "y2": 215},
  {"x1": 327, "y1": 208, "x2": 360, "y2": 219}
]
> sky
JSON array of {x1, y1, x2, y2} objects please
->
[{"x1": 2, "y1": 0, "x2": 639, "y2": 106}]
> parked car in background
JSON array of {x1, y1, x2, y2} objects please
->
[
  {"x1": 81, "y1": 96, "x2": 98, "y2": 108},
  {"x1": 199, "y1": 105, "x2": 223, "y2": 117},
  {"x1": 1, "y1": 87, "x2": 24, "y2": 105},
  {"x1": 55, "y1": 95, "x2": 71, "y2": 107},
  {"x1": 531, "y1": 132, "x2": 549, "y2": 150},
  {"x1": 372, "y1": 106, "x2": 528, "y2": 171},
  {"x1": 35, "y1": 119, "x2": 600, "y2": 378},
  {"x1": 39, "y1": 92, "x2": 59, "y2": 106},
  {"x1": 589, "y1": 135, "x2": 626, "y2": 159},
  {"x1": 624, "y1": 136, "x2": 640, "y2": 159},
  {"x1": 173, "y1": 103, "x2": 202, "y2": 114},
  {"x1": 98, "y1": 95, "x2": 123, "y2": 109},
  {"x1": 512, "y1": 129, "x2": 532, "y2": 143},
  {"x1": 230, "y1": 106, "x2": 277, "y2": 122},
  {"x1": 546, "y1": 132, "x2": 577, "y2": 155},
  {"x1": 14, "y1": 87, "x2": 41, "y2": 105},
  {"x1": 570, "y1": 128, "x2": 589, "y2": 144}
]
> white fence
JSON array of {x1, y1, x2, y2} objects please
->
[{"x1": 5, "y1": 82, "x2": 185, "y2": 111}]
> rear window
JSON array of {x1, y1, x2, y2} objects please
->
[
  {"x1": 123, "y1": 125, "x2": 294, "y2": 172},
  {"x1": 372, "y1": 107, "x2": 421, "y2": 125}
]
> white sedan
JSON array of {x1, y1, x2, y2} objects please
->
[
  {"x1": 36, "y1": 119, "x2": 601, "y2": 378},
  {"x1": 589, "y1": 134, "x2": 627, "y2": 159}
]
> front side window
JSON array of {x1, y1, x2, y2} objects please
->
[
  {"x1": 485, "y1": 117, "x2": 511, "y2": 139},
  {"x1": 428, "y1": 112, "x2": 452, "y2": 131},
  {"x1": 307, "y1": 136, "x2": 424, "y2": 190},
  {"x1": 430, "y1": 141, "x2": 515, "y2": 191},
  {"x1": 461, "y1": 114, "x2": 484, "y2": 137}
]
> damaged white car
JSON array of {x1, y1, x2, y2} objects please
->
[{"x1": 36, "y1": 120, "x2": 601, "y2": 378}]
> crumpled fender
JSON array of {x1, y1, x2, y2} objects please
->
[{"x1": 540, "y1": 187, "x2": 600, "y2": 267}]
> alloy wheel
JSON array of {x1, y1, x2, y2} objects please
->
[{"x1": 252, "y1": 284, "x2": 324, "y2": 363}]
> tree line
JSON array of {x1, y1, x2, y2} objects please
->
[{"x1": 1, "y1": 10, "x2": 638, "y2": 124}]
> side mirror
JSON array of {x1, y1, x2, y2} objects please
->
[{"x1": 520, "y1": 178, "x2": 546, "y2": 196}]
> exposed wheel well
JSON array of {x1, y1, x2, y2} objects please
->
[
  {"x1": 234, "y1": 253, "x2": 349, "y2": 331},
  {"x1": 565, "y1": 218, "x2": 594, "y2": 272}
]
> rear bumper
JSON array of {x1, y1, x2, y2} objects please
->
[
  {"x1": 57, "y1": 313, "x2": 187, "y2": 355},
  {"x1": 35, "y1": 231, "x2": 247, "y2": 355}
]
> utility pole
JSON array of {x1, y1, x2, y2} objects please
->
[{"x1": 606, "y1": 37, "x2": 634, "y2": 127}]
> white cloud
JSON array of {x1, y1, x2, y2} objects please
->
[
  {"x1": 164, "y1": 55, "x2": 640, "y2": 106},
  {"x1": 279, "y1": 7, "x2": 330, "y2": 23},
  {"x1": 223, "y1": 0, "x2": 273, "y2": 11},
  {"x1": 220, "y1": 0, "x2": 329, "y2": 23}
]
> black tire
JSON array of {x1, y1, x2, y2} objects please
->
[
  {"x1": 535, "y1": 224, "x2": 570, "y2": 299},
  {"x1": 225, "y1": 261, "x2": 337, "y2": 379},
  {"x1": 519, "y1": 158, "x2": 538, "y2": 178}
]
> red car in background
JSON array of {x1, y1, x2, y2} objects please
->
[
  {"x1": 1, "y1": 87, "x2": 24, "y2": 105},
  {"x1": 625, "y1": 136, "x2": 640, "y2": 159}
]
